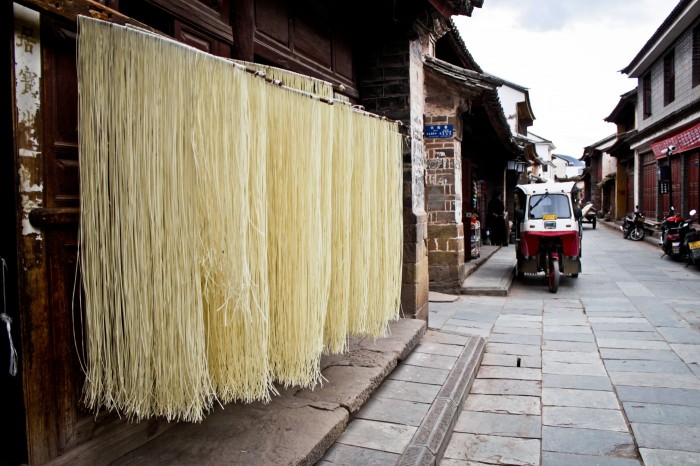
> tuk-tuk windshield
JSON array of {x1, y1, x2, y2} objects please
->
[{"x1": 528, "y1": 194, "x2": 572, "y2": 219}]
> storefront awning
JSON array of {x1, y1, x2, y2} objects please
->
[{"x1": 650, "y1": 121, "x2": 700, "y2": 159}]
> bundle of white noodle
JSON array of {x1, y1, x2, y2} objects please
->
[
  {"x1": 77, "y1": 15, "x2": 403, "y2": 421},
  {"x1": 78, "y1": 17, "x2": 212, "y2": 422}
]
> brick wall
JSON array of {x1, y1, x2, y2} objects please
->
[{"x1": 423, "y1": 114, "x2": 466, "y2": 292}]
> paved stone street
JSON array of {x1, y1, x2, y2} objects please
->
[{"x1": 433, "y1": 222, "x2": 700, "y2": 465}]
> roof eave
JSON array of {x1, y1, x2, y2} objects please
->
[{"x1": 622, "y1": 0, "x2": 700, "y2": 77}]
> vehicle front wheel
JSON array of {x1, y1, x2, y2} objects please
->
[
  {"x1": 630, "y1": 226, "x2": 645, "y2": 241},
  {"x1": 548, "y1": 259, "x2": 560, "y2": 293},
  {"x1": 592, "y1": 217, "x2": 597, "y2": 229}
]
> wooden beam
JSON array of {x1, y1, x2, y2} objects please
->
[{"x1": 14, "y1": 0, "x2": 156, "y2": 31}]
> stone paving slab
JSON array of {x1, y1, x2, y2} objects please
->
[
  {"x1": 543, "y1": 332, "x2": 596, "y2": 342},
  {"x1": 413, "y1": 341, "x2": 463, "y2": 357},
  {"x1": 542, "y1": 340, "x2": 598, "y2": 352},
  {"x1": 470, "y1": 379, "x2": 542, "y2": 396},
  {"x1": 543, "y1": 406, "x2": 628, "y2": 432},
  {"x1": 541, "y1": 426, "x2": 637, "y2": 457},
  {"x1": 615, "y1": 386, "x2": 700, "y2": 406},
  {"x1": 631, "y1": 422, "x2": 700, "y2": 452},
  {"x1": 402, "y1": 351, "x2": 457, "y2": 371},
  {"x1": 480, "y1": 353, "x2": 541, "y2": 368},
  {"x1": 442, "y1": 325, "x2": 491, "y2": 337},
  {"x1": 638, "y1": 448, "x2": 700, "y2": 466},
  {"x1": 333, "y1": 418, "x2": 416, "y2": 454},
  {"x1": 542, "y1": 374, "x2": 613, "y2": 391},
  {"x1": 542, "y1": 388, "x2": 619, "y2": 409},
  {"x1": 373, "y1": 379, "x2": 442, "y2": 403},
  {"x1": 488, "y1": 333, "x2": 541, "y2": 345},
  {"x1": 388, "y1": 364, "x2": 451, "y2": 385},
  {"x1": 542, "y1": 361, "x2": 607, "y2": 377},
  {"x1": 477, "y1": 366, "x2": 542, "y2": 380},
  {"x1": 543, "y1": 325, "x2": 591, "y2": 333},
  {"x1": 542, "y1": 350, "x2": 599, "y2": 363},
  {"x1": 541, "y1": 451, "x2": 642, "y2": 466},
  {"x1": 608, "y1": 371, "x2": 700, "y2": 389},
  {"x1": 585, "y1": 311, "x2": 644, "y2": 318},
  {"x1": 355, "y1": 397, "x2": 430, "y2": 427},
  {"x1": 622, "y1": 401, "x2": 700, "y2": 425},
  {"x1": 453, "y1": 411, "x2": 541, "y2": 439},
  {"x1": 603, "y1": 359, "x2": 691, "y2": 374},
  {"x1": 491, "y1": 326, "x2": 541, "y2": 335},
  {"x1": 542, "y1": 317, "x2": 588, "y2": 326},
  {"x1": 670, "y1": 343, "x2": 700, "y2": 363},
  {"x1": 589, "y1": 322, "x2": 655, "y2": 331},
  {"x1": 495, "y1": 314, "x2": 542, "y2": 322},
  {"x1": 598, "y1": 348, "x2": 682, "y2": 361},
  {"x1": 443, "y1": 433, "x2": 540, "y2": 465},
  {"x1": 464, "y1": 394, "x2": 540, "y2": 415},
  {"x1": 596, "y1": 339, "x2": 671, "y2": 350},
  {"x1": 588, "y1": 317, "x2": 649, "y2": 324},
  {"x1": 318, "y1": 443, "x2": 399, "y2": 466},
  {"x1": 451, "y1": 311, "x2": 499, "y2": 323},
  {"x1": 593, "y1": 331, "x2": 663, "y2": 341},
  {"x1": 485, "y1": 342, "x2": 541, "y2": 356}
]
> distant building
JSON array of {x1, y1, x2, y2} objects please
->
[
  {"x1": 581, "y1": 134, "x2": 619, "y2": 216},
  {"x1": 551, "y1": 153, "x2": 585, "y2": 180},
  {"x1": 615, "y1": 0, "x2": 700, "y2": 221},
  {"x1": 527, "y1": 132, "x2": 556, "y2": 181}
]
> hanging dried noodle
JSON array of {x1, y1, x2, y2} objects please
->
[
  {"x1": 77, "y1": 16, "x2": 403, "y2": 422},
  {"x1": 231, "y1": 59, "x2": 335, "y2": 101},
  {"x1": 78, "y1": 18, "x2": 212, "y2": 422}
]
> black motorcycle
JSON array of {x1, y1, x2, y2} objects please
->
[
  {"x1": 620, "y1": 206, "x2": 645, "y2": 241},
  {"x1": 683, "y1": 225, "x2": 700, "y2": 268},
  {"x1": 661, "y1": 208, "x2": 697, "y2": 260}
]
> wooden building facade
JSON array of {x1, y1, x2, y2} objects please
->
[{"x1": 3, "y1": 0, "x2": 489, "y2": 463}]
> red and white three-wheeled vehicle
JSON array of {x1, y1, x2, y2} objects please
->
[{"x1": 513, "y1": 181, "x2": 582, "y2": 293}]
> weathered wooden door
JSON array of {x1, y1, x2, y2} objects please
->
[{"x1": 9, "y1": 2, "x2": 235, "y2": 463}]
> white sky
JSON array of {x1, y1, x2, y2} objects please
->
[{"x1": 453, "y1": 0, "x2": 680, "y2": 158}]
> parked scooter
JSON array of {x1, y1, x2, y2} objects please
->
[
  {"x1": 620, "y1": 206, "x2": 645, "y2": 241},
  {"x1": 580, "y1": 202, "x2": 597, "y2": 229},
  {"x1": 660, "y1": 208, "x2": 698, "y2": 260},
  {"x1": 683, "y1": 225, "x2": 700, "y2": 268}
]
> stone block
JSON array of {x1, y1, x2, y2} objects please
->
[
  {"x1": 428, "y1": 223, "x2": 460, "y2": 238},
  {"x1": 428, "y1": 265, "x2": 459, "y2": 286},
  {"x1": 403, "y1": 256, "x2": 429, "y2": 285},
  {"x1": 401, "y1": 266, "x2": 429, "y2": 314},
  {"x1": 403, "y1": 239, "x2": 426, "y2": 263},
  {"x1": 428, "y1": 251, "x2": 459, "y2": 266}
]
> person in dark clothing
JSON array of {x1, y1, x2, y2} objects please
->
[{"x1": 487, "y1": 192, "x2": 507, "y2": 246}]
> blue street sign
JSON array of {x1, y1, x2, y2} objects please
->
[{"x1": 424, "y1": 124, "x2": 454, "y2": 138}]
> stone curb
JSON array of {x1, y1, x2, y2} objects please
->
[{"x1": 395, "y1": 334, "x2": 486, "y2": 466}]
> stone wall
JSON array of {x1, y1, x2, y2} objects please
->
[{"x1": 359, "y1": 35, "x2": 429, "y2": 320}]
